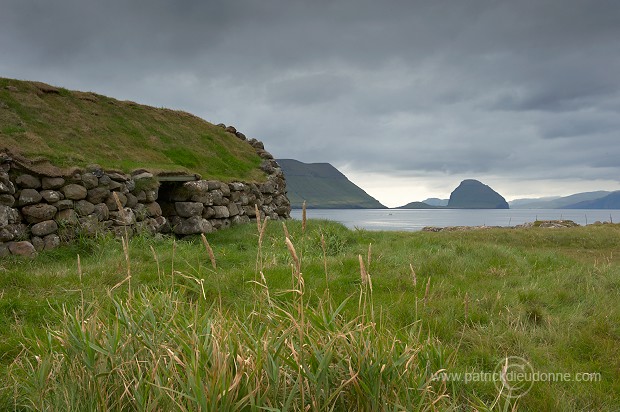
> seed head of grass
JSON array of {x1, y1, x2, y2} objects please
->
[
  {"x1": 302, "y1": 201, "x2": 307, "y2": 233},
  {"x1": 200, "y1": 234, "x2": 217, "y2": 270}
]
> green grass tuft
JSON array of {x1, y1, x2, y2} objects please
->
[{"x1": 1, "y1": 222, "x2": 619, "y2": 410}]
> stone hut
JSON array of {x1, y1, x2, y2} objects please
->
[{"x1": 0, "y1": 126, "x2": 290, "y2": 258}]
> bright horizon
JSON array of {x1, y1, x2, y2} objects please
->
[{"x1": 338, "y1": 167, "x2": 620, "y2": 208}]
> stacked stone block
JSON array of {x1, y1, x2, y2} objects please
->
[
  {"x1": 0, "y1": 163, "x2": 167, "y2": 257},
  {"x1": 0, "y1": 125, "x2": 291, "y2": 257},
  {"x1": 159, "y1": 173, "x2": 289, "y2": 236}
]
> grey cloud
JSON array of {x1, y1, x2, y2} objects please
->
[
  {"x1": 1, "y1": 0, "x2": 620, "y2": 203},
  {"x1": 266, "y1": 73, "x2": 353, "y2": 106}
]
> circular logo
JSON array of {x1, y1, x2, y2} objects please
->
[{"x1": 493, "y1": 356, "x2": 534, "y2": 399}]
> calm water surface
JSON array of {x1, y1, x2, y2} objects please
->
[{"x1": 290, "y1": 209, "x2": 620, "y2": 231}]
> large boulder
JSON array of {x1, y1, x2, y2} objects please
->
[
  {"x1": 213, "y1": 205, "x2": 230, "y2": 218},
  {"x1": 219, "y1": 182, "x2": 231, "y2": 196},
  {"x1": 229, "y1": 182, "x2": 246, "y2": 191},
  {"x1": 232, "y1": 215, "x2": 251, "y2": 225},
  {"x1": 62, "y1": 184, "x2": 88, "y2": 200},
  {"x1": 87, "y1": 187, "x2": 111, "y2": 204},
  {"x1": 136, "y1": 216, "x2": 167, "y2": 235},
  {"x1": 40, "y1": 190, "x2": 62, "y2": 203},
  {"x1": 42, "y1": 177, "x2": 65, "y2": 190},
  {"x1": 52, "y1": 200, "x2": 73, "y2": 211},
  {"x1": 78, "y1": 215, "x2": 102, "y2": 236},
  {"x1": 18, "y1": 189, "x2": 42, "y2": 206},
  {"x1": 0, "y1": 181, "x2": 15, "y2": 195},
  {"x1": 55, "y1": 209, "x2": 79, "y2": 225},
  {"x1": 146, "y1": 202, "x2": 162, "y2": 217},
  {"x1": 31, "y1": 220, "x2": 58, "y2": 237},
  {"x1": 175, "y1": 202, "x2": 204, "y2": 217},
  {"x1": 22, "y1": 204, "x2": 58, "y2": 223},
  {"x1": 105, "y1": 192, "x2": 127, "y2": 211},
  {"x1": 125, "y1": 193, "x2": 138, "y2": 208},
  {"x1": 210, "y1": 190, "x2": 224, "y2": 205},
  {"x1": 0, "y1": 223, "x2": 26, "y2": 242},
  {"x1": 227, "y1": 203, "x2": 240, "y2": 217},
  {"x1": 260, "y1": 181, "x2": 276, "y2": 194},
  {"x1": 110, "y1": 208, "x2": 136, "y2": 226},
  {"x1": 0, "y1": 194, "x2": 15, "y2": 207},
  {"x1": 0, "y1": 205, "x2": 20, "y2": 226},
  {"x1": 203, "y1": 207, "x2": 216, "y2": 219},
  {"x1": 144, "y1": 190, "x2": 158, "y2": 202},
  {"x1": 172, "y1": 216, "x2": 213, "y2": 235},
  {"x1": 93, "y1": 203, "x2": 109, "y2": 221},
  {"x1": 8, "y1": 241, "x2": 37, "y2": 258},
  {"x1": 16, "y1": 174, "x2": 41, "y2": 189},
  {"x1": 43, "y1": 234, "x2": 61, "y2": 250},
  {"x1": 81, "y1": 173, "x2": 99, "y2": 189},
  {"x1": 74, "y1": 200, "x2": 96, "y2": 216}
]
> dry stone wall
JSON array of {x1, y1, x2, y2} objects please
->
[{"x1": 0, "y1": 126, "x2": 290, "y2": 258}]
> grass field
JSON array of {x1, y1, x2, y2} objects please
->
[
  {"x1": 1, "y1": 220, "x2": 619, "y2": 410},
  {"x1": 0, "y1": 78, "x2": 263, "y2": 181}
]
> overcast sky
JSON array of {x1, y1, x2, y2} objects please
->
[{"x1": 1, "y1": 0, "x2": 619, "y2": 207}]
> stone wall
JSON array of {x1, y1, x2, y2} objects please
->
[{"x1": 0, "y1": 126, "x2": 290, "y2": 257}]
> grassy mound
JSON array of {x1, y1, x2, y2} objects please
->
[{"x1": 0, "y1": 78, "x2": 264, "y2": 181}]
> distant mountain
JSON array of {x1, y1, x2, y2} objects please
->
[
  {"x1": 277, "y1": 159, "x2": 386, "y2": 209},
  {"x1": 509, "y1": 191, "x2": 611, "y2": 209},
  {"x1": 562, "y1": 191, "x2": 620, "y2": 209},
  {"x1": 422, "y1": 198, "x2": 449, "y2": 207},
  {"x1": 448, "y1": 179, "x2": 509, "y2": 209},
  {"x1": 509, "y1": 196, "x2": 561, "y2": 208},
  {"x1": 398, "y1": 201, "x2": 442, "y2": 209}
]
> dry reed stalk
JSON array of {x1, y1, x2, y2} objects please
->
[
  {"x1": 464, "y1": 292, "x2": 469, "y2": 319},
  {"x1": 281, "y1": 229, "x2": 306, "y2": 408},
  {"x1": 367, "y1": 243, "x2": 372, "y2": 269},
  {"x1": 424, "y1": 276, "x2": 431, "y2": 306},
  {"x1": 113, "y1": 191, "x2": 131, "y2": 298},
  {"x1": 255, "y1": 214, "x2": 269, "y2": 279},
  {"x1": 282, "y1": 222, "x2": 290, "y2": 240},
  {"x1": 358, "y1": 254, "x2": 373, "y2": 292},
  {"x1": 301, "y1": 201, "x2": 307, "y2": 233},
  {"x1": 171, "y1": 239, "x2": 176, "y2": 288},
  {"x1": 77, "y1": 254, "x2": 82, "y2": 282},
  {"x1": 112, "y1": 192, "x2": 128, "y2": 226},
  {"x1": 77, "y1": 254, "x2": 84, "y2": 318},
  {"x1": 254, "y1": 204, "x2": 261, "y2": 232},
  {"x1": 285, "y1": 237, "x2": 300, "y2": 273},
  {"x1": 259, "y1": 215, "x2": 268, "y2": 245},
  {"x1": 176, "y1": 270, "x2": 207, "y2": 300},
  {"x1": 150, "y1": 245, "x2": 161, "y2": 283},
  {"x1": 259, "y1": 270, "x2": 271, "y2": 304},
  {"x1": 112, "y1": 191, "x2": 124, "y2": 213},
  {"x1": 320, "y1": 231, "x2": 329, "y2": 291},
  {"x1": 410, "y1": 263, "x2": 417, "y2": 287},
  {"x1": 121, "y1": 235, "x2": 132, "y2": 298},
  {"x1": 200, "y1": 233, "x2": 217, "y2": 270}
]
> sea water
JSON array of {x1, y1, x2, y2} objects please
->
[{"x1": 290, "y1": 209, "x2": 620, "y2": 231}]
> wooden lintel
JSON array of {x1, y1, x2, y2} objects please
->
[{"x1": 156, "y1": 175, "x2": 199, "y2": 182}]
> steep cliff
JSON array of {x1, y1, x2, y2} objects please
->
[
  {"x1": 277, "y1": 159, "x2": 385, "y2": 209},
  {"x1": 448, "y1": 179, "x2": 509, "y2": 209}
]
